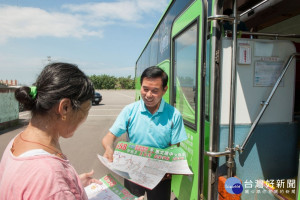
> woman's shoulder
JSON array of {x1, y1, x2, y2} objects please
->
[
  {"x1": 14, "y1": 155, "x2": 71, "y2": 176},
  {"x1": 21, "y1": 157, "x2": 80, "y2": 191},
  {"x1": 2, "y1": 156, "x2": 83, "y2": 199},
  {"x1": 32, "y1": 156, "x2": 74, "y2": 174}
]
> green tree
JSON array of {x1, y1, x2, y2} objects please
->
[
  {"x1": 118, "y1": 76, "x2": 135, "y2": 89},
  {"x1": 101, "y1": 75, "x2": 117, "y2": 89},
  {"x1": 89, "y1": 75, "x2": 101, "y2": 89},
  {"x1": 89, "y1": 74, "x2": 135, "y2": 89},
  {"x1": 89, "y1": 74, "x2": 117, "y2": 89}
]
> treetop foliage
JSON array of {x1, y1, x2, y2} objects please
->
[{"x1": 89, "y1": 74, "x2": 135, "y2": 89}]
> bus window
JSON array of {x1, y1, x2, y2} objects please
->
[
  {"x1": 157, "y1": 0, "x2": 195, "y2": 64},
  {"x1": 150, "y1": 31, "x2": 159, "y2": 67},
  {"x1": 174, "y1": 23, "x2": 198, "y2": 127},
  {"x1": 135, "y1": 0, "x2": 195, "y2": 81}
]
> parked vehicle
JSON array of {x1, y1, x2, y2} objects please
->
[{"x1": 92, "y1": 92, "x2": 102, "y2": 105}]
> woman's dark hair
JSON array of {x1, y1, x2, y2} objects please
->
[
  {"x1": 140, "y1": 66, "x2": 168, "y2": 88},
  {"x1": 15, "y1": 62, "x2": 94, "y2": 116}
]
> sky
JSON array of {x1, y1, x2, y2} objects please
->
[{"x1": 0, "y1": 0, "x2": 169, "y2": 85}]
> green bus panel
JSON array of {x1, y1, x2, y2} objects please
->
[
  {"x1": 171, "y1": 1, "x2": 209, "y2": 199},
  {"x1": 157, "y1": 60, "x2": 171, "y2": 103}
]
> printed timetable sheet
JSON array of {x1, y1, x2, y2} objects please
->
[
  {"x1": 98, "y1": 142, "x2": 193, "y2": 190},
  {"x1": 84, "y1": 174, "x2": 138, "y2": 200}
]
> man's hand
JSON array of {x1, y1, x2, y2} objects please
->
[
  {"x1": 162, "y1": 173, "x2": 172, "y2": 181},
  {"x1": 102, "y1": 132, "x2": 117, "y2": 162},
  {"x1": 103, "y1": 146, "x2": 114, "y2": 162}
]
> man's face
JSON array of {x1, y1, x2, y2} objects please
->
[{"x1": 140, "y1": 77, "x2": 167, "y2": 113}]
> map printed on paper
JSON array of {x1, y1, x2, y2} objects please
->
[
  {"x1": 98, "y1": 142, "x2": 193, "y2": 190},
  {"x1": 84, "y1": 174, "x2": 138, "y2": 200}
]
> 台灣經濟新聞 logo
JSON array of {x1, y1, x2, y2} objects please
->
[{"x1": 225, "y1": 177, "x2": 243, "y2": 194}]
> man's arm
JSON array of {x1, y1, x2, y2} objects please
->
[
  {"x1": 170, "y1": 110, "x2": 188, "y2": 145},
  {"x1": 102, "y1": 132, "x2": 117, "y2": 162}
]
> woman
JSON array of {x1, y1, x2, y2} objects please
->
[{"x1": 0, "y1": 63, "x2": 98, "y2": 199}]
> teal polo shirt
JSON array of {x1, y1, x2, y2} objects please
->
[{"x1": 109, "y1": 99, "x2": 187, "y2": 149}]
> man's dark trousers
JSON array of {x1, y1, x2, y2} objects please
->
[{"x1": 124, "y1": 179, "x2": 171, "y2": 200}]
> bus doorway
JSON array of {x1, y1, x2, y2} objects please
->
[{"x1": 207, "y1": 0, "x2": 300, "y2": 199}]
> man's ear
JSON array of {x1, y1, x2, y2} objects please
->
[{"x1": 163, "y1": 86, "x2": 168, "y2": 94}]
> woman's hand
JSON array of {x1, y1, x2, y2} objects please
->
[{"x1": 79, "y1": 170, "x2": 102, "y2": 187}]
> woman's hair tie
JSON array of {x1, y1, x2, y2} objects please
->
[{"x1": 30, "y1": 86, "x2": 37, "y2": 99}]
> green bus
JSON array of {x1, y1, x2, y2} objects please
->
[{"x1": 135, "y1": 0, "x2": 300, "y2": 199}]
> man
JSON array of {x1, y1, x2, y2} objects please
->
[{"x1": 102, "y1": 66, "x2": 187, "y2": 200}]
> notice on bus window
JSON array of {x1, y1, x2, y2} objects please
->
[
  {"x1": 254, "y1": 61, "x2": 284, "y2": 87},
  {"x1": 238, "y1": 43, "x2": 251, "y2": 64},
  {"x1": 84, "y1": 174, "x2": 138, "y2": 200},
  {"x1": 98, "y1": 142, "x2": 193, "y2": 190}
]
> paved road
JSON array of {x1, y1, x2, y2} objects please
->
[{"x1": 0, "y1": 89, "x2": 135, "y2": 182}]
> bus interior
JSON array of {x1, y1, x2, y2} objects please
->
[
  {"x1": 209, "y1": 0, "x2": 300, "y2": 199},
  {"x1": 222, "y1": 0, "x2": 300, "y2": 118}
]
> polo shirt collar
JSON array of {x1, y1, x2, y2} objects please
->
[
  {"x1": 140, "y1": 98, "x2": 165, "y2": 114},
  {"x1": 157, "y1": 98, "x2": 165, "y2": 113}
]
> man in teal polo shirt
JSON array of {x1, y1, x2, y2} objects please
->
[{"x1": 102, "y1": 66, "x2": 187, "y2": 200}]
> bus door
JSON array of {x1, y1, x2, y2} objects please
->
[
  {"x1": 218, "y1": 37, "x2": 298, "y2": 200},
  {"x1": 205, "y1": 0, "x2": 300, "y2": 199},
  {"x1": 170, "y1": 1, "x2": 208, "y2": 199}
]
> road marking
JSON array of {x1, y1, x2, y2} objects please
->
[{"x1": 116, "y1": 92, "x2": 135, "y2": 99}]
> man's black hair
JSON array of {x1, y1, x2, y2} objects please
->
[{"x1": 140, "y1": 66, "x2": 168, "y2": 88}]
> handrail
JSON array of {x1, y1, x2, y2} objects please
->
[
  {"x1": 205, "y1": 150, "x2": 231, "y2": 157},
  {"x1": 208, "y1": 15, "x2": 234, "y2": 22},
  {"x1": 206, "y1": 52, "x2": 300, "y2": 156},
  {"x1": 208, "y1": 17, "x2": 300, "y2": 39},
  {"x1": 238, "y1": 31, "x2": 300, "y2": 38},
  {"x1": 227, "y1": 0, "x2": 238, "y2": 178},
  {"x1": 224, "y1": 30, "x2": 300, "y2": 39},
  {"x1": 238, "y1": 53, "x2": 300, "y2": 152},
  {"x1": 205, "y1": 2, "x2": 238, "y2": 170}
]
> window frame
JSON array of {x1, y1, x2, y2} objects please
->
[
  {"x1": 172, "y1": 19, "x2": 199, "y2": 130},
  {"x1": 135, "y1": 0, "x2": 195, "y2": 77}
]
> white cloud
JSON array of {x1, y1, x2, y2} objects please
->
[
  {"x1": 136, "y1": 0, "x2": 169, "y2": 14},
  {"x1": 64, "y1": 0, "x2": 168, "y2": 21},
  {"x1": 64, "y1": 1, "x2": 141, "y2": 22},
  {"x1": 0, "y1": 6, "x2": 103, "y2": 43},
  {"x1": 0, "y1": 0, "x2": 168, "y2": 43}
]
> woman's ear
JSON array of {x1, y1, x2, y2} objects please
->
[{"x1": 58, "y1": 98, "x2": 72, "y2": 117}]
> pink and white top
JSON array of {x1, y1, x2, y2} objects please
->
[{"x1": 0, "y1": 136, "x2": 88, "y2": 200}]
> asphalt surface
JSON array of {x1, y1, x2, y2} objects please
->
[{"x1": 0, "y1": 89, "x2": 135, "y2": 183}]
